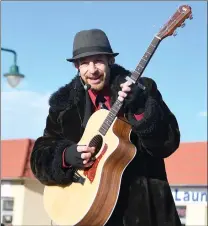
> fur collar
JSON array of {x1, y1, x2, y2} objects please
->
[{"x1": 49, "y1": 64, "x2": 130, "y2": 111}]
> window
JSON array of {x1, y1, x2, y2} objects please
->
[
  {"x1": 176, "y1": 205, "x2": 186, "y2": 225},
  {"x1": 1, "y1": 197, "x2": 14, "y2": 225},
  {"x1": 2, "y1": 199, "x2": 13, "y2": 211},
  {"x1": 2, "y1": 215, "x2": 12, "y2": 224}
]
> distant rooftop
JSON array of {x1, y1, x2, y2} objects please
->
[{"x1": 1, "y1": 139, "x2": 207, "y2": 186}]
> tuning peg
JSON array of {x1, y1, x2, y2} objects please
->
[
  {"x1": 189, "y1": 14, "x2": 193, "y2": 20},
  {"x1": 173, "y1": 31, "x2": 177, "y2": 37},
  {"x1": 181, "y1": 23, "x2": 186, "y2": 28}
]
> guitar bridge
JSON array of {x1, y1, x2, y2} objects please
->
[{"x1": 73, "y1": 170, "x2": 85, "y2": 185}]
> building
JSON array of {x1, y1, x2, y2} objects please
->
[
  {"x1": 165, "y1": 142, "x2": 207, "y2": 225},
  {"x1": 1, "y1": 139, "x2": 207, "y2": 225},
  {"x1": 1, "y1": 139, "x2": 51, "y2": 225}
]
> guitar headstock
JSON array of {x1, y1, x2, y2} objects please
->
[{"x1": 156, "y1": 5, "x2": 192, "y2": 40}]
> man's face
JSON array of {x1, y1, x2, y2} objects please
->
[{"x1": 76, "y1": 54, "x2": 111, "y2": 92}]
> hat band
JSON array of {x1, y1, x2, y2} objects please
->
[{"x1": 73, "y1": 46, "x2": 113, "y2": 57}]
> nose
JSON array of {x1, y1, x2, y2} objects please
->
[{"x1": 88, "y1": 62, "x2": 97, "y2": 74}]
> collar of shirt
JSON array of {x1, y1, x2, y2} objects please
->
[
  {"x1": 88, "y1": 87, "x2": 144, "y2": 120},
  {"x1": 88, "y1": 87, "x2": 111, "y2": 110}
]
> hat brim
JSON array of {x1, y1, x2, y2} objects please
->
[{"x1": 66, "y1": 52, "x2": 119, "y2": 62}]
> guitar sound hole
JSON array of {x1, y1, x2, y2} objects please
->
[{"x1": 88, "y1": 135, "x2": 103, "y2": 155}]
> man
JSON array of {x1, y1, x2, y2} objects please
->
[{"x1": 30, "y1": 29, "x2": 181, "y2": 226}]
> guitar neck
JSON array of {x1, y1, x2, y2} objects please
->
[
  {"x1": 131, "y1": 36, "x2": 161, "y2": 83},
  {"x1": 99, "y1": 36, "x2": 161, "y2": 136}
]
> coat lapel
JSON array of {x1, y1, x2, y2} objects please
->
[{"x1": 82, "y1": 91, "x2": 93, "y2": 129}]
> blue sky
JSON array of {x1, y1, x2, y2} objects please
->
[{"x1": 1, "y1": 1, "x2": 207, "y2": 142}]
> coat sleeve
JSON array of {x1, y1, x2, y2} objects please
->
[
  {"x1": 126, "y1": 78, "x2": 180, "y2": 158},
  {"x1": 30, "y1": 107, "x2": 75, "y2": 185},
  {"x1": 138, "y1": 100, "x2": 180, "y2": 158}
]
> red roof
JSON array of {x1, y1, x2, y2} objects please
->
[
  {"x1": 165, "y1": 141, "x2": 207, "y2": 186},
  {"x1": 1, "y1": 139, "x2": 35, "y2": 179},
  {"x1": 1, "y1": 139, "x2": 207, "y2": 185}
]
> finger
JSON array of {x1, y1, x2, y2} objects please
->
[
  {"x1": 118, "y1": 91, "x2": 127, "y2": 98},
  {"x1": 87, "y1": 147, "x2": 96, "y2": 154},
  {"x1": 83, "y1": 159, "x2": 89, "y2": 164},
  {"x1": 118, "y1": 96, "x2": 124, "y2": 102},
  {"x1": 82, "y1": 147, "x2": 95, "y2": 155},
  {"x1": 77, "y1": 145, "x2": 94, "y2": 153},
  {"x1": 83, "y1": 158, "x2": 94, "y2": 165},
  {"x1": 81, "y1": 152, "x2": 92, "y2": 159},
  {"x1": 84, "y1": 161, "x2": 94, "y2": 168},
  {"x1": 120, "y1": 81, "x2": 132, "y2": 88},
  {"x1": 77, "y1": 145, "x2": 88, "y2": 152},
  {"x1": 122, "y1": 86, "x2": 131, "y2": 93},
  {"x1": 126, "y1": 80, "x2": 133, "y2": 86}
]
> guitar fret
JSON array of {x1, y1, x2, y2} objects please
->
[
  {"x1": 147, "y1": 45, "x2": 153, "y2": 50},
  {"x1": 131, "y1": 74, "x2": 138, "y2": 82},
  {"x1": 110, "y1": 112, "x2": 115, "y2": 117},
  {"x1": 105, "y1": 119, "x2": 112, "y2": 125},
  {"x1": 136, "y1": 67, "x2": 143, "y2": 73},
  {"x1": 144, "y1": 54, "x2": 149, "y2": 59},
  {"x1": 104, "y1": 121, "x2": 110, "y2": 125},
  {"x1": 141, "y1": 57, "x2": 147, "y2": 62},
  {"x1": 99, "y1": 128, "x2": 106, "y2": 135},
  {"x1": 108, "y1": 114, "x2": 115, "y2": 119},
  {"x1": 111, "y1": 108, "x2": 117, "y2": 114},
  {"x1": 102, "y1": 123, "x2": 109, "y2": 129},
  {"x1": 133, "y1": 70, "x2": 140, "y2": 75},
  {"x1": 138, "y1": 60, "x2": 146, "y2": 68},
  {"x1": 108, "y1": 117, "x2": 114, "y2": 122},
  {"x1": 114, "y1": 106, "x2": 120, "y2": 111},
  {"x1": 106, "y1": 116, "x2": 113, "y2": 121}
]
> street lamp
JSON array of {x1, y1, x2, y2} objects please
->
[{"x1": 1, "y1": 47, "x2": 25, "y2": 88}]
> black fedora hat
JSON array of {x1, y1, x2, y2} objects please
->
[{"x1": 67, "y1": 29, "x2": 119, "y2": 62}]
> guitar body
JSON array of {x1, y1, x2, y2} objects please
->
[{"x1": 43, "y1": 109, "x2": 137, "y2": 226}]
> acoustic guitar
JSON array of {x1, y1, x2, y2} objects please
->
[{"x1": 43, "y1": 5, "x2": 192, "y2": 226}]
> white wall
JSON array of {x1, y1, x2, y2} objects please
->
[
  {"x1": 186, "y1": 204, "x2": 207, "y2": 226},
  {"x1": 22, "y1": 179, "x2": 51, "y2": 225},
  {"x1": 1, "y1": 179, "x2": 51, "y2": 226}
]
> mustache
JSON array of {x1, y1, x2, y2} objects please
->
[{"x1": 86, "y1": 73, "x2": 102, "y2": 79}]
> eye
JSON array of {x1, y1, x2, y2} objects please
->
[
  {"x1": 95, "y1": 60, "x2": 104, "y2": 64},
  {"x1": 80, "y1": 61, "x2": 88, "y2": 66}
]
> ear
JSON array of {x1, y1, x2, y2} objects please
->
[
  {"x1": 108, "y1": 57, "x2": 115, "y2": 65},
  {"x1": 73, "y1": 61, "x2": 79, "y2": 69}
]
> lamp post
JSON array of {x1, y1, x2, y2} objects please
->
[{"x1": 1, "y1": 47, "x2": 25, "y2": 88}]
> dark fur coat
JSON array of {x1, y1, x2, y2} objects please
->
[{"x1": 30, "y1": 64, "x2": 181, "y2": 226}]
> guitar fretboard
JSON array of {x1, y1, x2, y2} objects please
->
[
  {"x1": 131, "y1": 37, "x2": 161, "y2": 82},
  {"x1": 99, "y1": 36, "x2": 161, "y2": 136}
]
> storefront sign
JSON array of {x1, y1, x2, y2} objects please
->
[{"x1": 171, "y1": 187, "x2": 207, "y2": 204}]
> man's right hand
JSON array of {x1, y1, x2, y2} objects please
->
[{"x1": 64, "y1": 144, "x2": 96, "y2": 168}]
